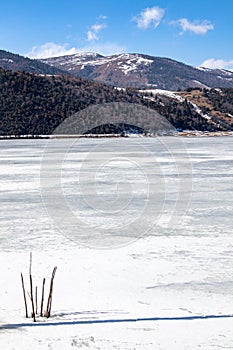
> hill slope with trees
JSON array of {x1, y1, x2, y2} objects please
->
[
  {"x1": 0, "y1": 49, "x2": 66, "y2": 75},
  {"x1": 0, "y1": 68, "x2": 233, "y2": 136}
]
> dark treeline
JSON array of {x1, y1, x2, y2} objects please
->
[{"x1": 0, "y1": 68, "x2": 232, "y2": 135}]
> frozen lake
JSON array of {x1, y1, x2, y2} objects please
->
[{"x1": 0, "y1": 136, "x2": 233, "y2": 349}]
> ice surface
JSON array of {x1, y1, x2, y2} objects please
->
[{"x1": 0, "y1": 137, "x2": 233, "y2": 349}]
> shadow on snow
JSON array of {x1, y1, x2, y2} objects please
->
[{"x1": 1, "y1": 314, "x2": 233, "y2": 330}]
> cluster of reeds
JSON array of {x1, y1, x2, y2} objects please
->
[{"x1": 20, "y1": 253, "x2": 57, "y2": 322}]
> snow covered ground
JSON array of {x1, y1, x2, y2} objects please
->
[{"x1": 1, "y1": 137, "x2": 233, "y2": 349}]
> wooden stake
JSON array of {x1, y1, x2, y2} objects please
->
[
  {"x1": 40, "y1": 278, "x2": 46, "y2": 317},
  {"x1": 45, "y1": 267, "x2": 57, "y2": 318},
  {"x1": 20, "y1": 273, "x2": 28, "y2": 318},
  {"x1": 29, "y1": 274, "x2": 36, "y2": 322},
  {"x1": 35, "y1": 286, "x2": 38, "y2": 315},
  {"x1": 29, "y1": 253, "x2": 36, "y2": 322},
  {"x1": 29, "y1": 252, "x2": 32, "y2": 276}
]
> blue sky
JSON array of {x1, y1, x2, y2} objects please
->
[{"x1": 0, "y1": 0, "x2": 233, "y2": 69}]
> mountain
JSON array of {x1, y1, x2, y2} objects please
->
[
  {"x1": 1, "y1": 49, "x2": 232, "y2": 91},
  {"x1": 0, "y1": 67, "x2": 232, "y2": 136},
  {"x1": 0, "y1": 49, "x2": 67, "y2": 75},
  {"x1": 41, "y1": 52, "x2": 233, "y2": 91}
]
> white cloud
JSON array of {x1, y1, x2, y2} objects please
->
[
  {"x1": 87, "y1": 30, "x2": 98, "y2": 41},
  {"x1": 87, "y1": 23, "x2": 106, "y2": 42},
  {"x1": 133, "y1": 6, "x2": 165, "y2": 29},
  {"x1": 26, "y1": 42, "x2": 78, "y2": 58},
  {"x1": 173, "y1": 18, "x2": 214, "y2": 35},
  {"x1": 26, "y1": 42, "x2": 126, "y2": 59},
  {"x1": 200, "y1": 58, "x2": 233, "y2": 71},
  {"x1": 98, "y1": 15, "x2": 107, "y2": 20}
]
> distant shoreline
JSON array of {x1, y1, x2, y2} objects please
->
[{"x1": 0, "y1": 131, "x2": 233, "y2": 140}]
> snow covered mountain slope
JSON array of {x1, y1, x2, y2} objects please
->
[{"x1": 40, "y1": 52, "x2": 233, "y2": 90}]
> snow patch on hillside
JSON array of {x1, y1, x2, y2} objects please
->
[
  {"x1": 78, "y1": 54, "x2": 153, "y2": 74},
  {"x1": 191, "y1": 80, "x2": 209, "y2": 88},
  {"x1": 118, "y1": 56, "x2": 153, "y2": 75},
  {"x1": 0, "y1": 58, "x2": 14, "y2": 64},
  {"x1": 189, "y1": 101, "x2": 211, "y2": 120},
  {"x1": 42, "y1": 53, "x2": 154, "y2": 74},
  {"x1": 196, "y1": 66, "x2": 233, "y2": 77},
  {"x1": 43, "y1": 52, "x2": 102, "y2": 67},
  {"x1": 139, "y1": 89, "x2": 185, "y2": 102},
  {"x1": 196, "y1": 66, "x2": 211, "y2": 72}
]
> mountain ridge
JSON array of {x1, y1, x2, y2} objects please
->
[
  {"x1": 0, "y1": 49, "x2": 233, "y2": 91},
  {"x1": 0, "y1": 49, "x2": 68, "y2": 75},
  {"x1": 40, "y1": 52, "x2": 233, "y2": 91}
]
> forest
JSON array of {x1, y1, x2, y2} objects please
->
[{"x1": 0, "y1": 68, "x2": 232, "y2": 135}]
